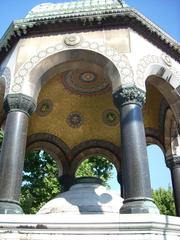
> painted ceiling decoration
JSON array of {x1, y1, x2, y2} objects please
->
[
  {"x1": 102, "y1": 109, "x2": 119, "y2": 126},
  {"x1": 62, "y1": 70, "x2": 110, "y2": 95},
  {"x1": 36, "y1": 99, "x2": 53, "y2": 117},
  {"x1": 67, "y1": 112, "x2": 84, "y2": 128}
]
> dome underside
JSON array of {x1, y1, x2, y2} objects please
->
[{"x1": 26, "y1": 0, "x2": 125, "y2": 19}]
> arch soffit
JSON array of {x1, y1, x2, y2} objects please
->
[
  {"x1": 26, "y1": 133, "x2": 71, "y2": 176},
  {"x1": 12, "y1": 40, "x2": 134, "y2": 99},
  {"x1": 145, "y1": 127, "x2": 165, "y2": 154},
  {"x1": 70, "y1": 140, "x2": 121, "y2": 176},
  {"x1": 164, "y1": 109, "x2": 180, "y2": 157}
]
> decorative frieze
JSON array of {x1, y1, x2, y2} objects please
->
[
  {"x1": 12, "y1": 40, "x2": 133, "y2": 94},
  {"x1": 136, "y1": 54, "x2": 180, "y2": 89}
]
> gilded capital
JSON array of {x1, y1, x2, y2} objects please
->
[
  {"x1": 113, "y1": 86, "x2": 146, "y2": 107},
  {"x1": 4, "y1": 94, "x2": 36, "y2": 117}
]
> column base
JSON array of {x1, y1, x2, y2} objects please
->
[
  {"x1": 120, "y1": 197, "x2": 159, "y2": 214},
  {"x1": 0, "y1": 200, "x2": 24, "y2": 214}
]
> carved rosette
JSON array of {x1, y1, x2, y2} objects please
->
[
  {"x1": 4, "y1": 93, "x2": 36, "y2": 116},
  {"x1": 166, "y1": 155, "x2": 180, "y2": 169},
  {"x1": 113, "y1": 86, "x2": 146, "y2": 107}
]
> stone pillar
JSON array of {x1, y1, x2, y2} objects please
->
[
  {"x1": 113, "y1": 86, "x2": 159, "y2": 214},
  {"x1": 166, "y1": 156, "x2": 180, "y2": 216},
  {"x1": 0, "y1": 94, "x2": 36, "y2": 214}
]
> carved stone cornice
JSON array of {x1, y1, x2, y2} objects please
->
[
  {"x1": 4, "y1": 93, "x2": 36, "y2": 117},
  {"x1": 113, "y1": 86, "x2": 146, "y2": 107},
  {"x1": 166, "y1": 155, "x2": 180, "y2": 169},
  {"x1": 0, "y1": 8, "x2": 179, "y2": 63}
]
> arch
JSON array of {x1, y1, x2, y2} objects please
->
[
  {"x1": 12, "y1": 39, "x2": 134, "y2": 99},
  {"x1": 147, "y1": 144, "x2": 171, "y2": 190},
  {"x1": 136, "y1": 54, "x2": 180, "y2": 123},
  {"x1": 26, "y1": 133, "x2": 71, "y2": 177},
  {"x1": 145, "y1": 127, "x2": 165, "y2": 153},
  {"x1": 0, "y1": 67, "x2": 10, "y2": 125},
  {"x1": 136, "y1": 55, "x2": 180, "y2": 90},
  {"x1": 70, "y1": 140, "x2": 121, "y2": 176},
  {"x1": 164, "y1": 109, "x2": 180, "y2": 158},
  {"x1": 0, "y1": 67, "x2": 11, "y2": 95}
]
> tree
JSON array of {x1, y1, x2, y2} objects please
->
[
  {"x1": 152, "y1": 187, "x2": 176, "y2": 216},
  {"x1": 20, "y1": 151, "x2": 60, "y2": 213},
  {"x1": 21, "y1": 151, "x2": 113, "y2": 213},
  {"x1": 0, "y1": 129, "x2": 176, "y2": 216},
  {"x1": 76, "y1": 155, "x2": 113, "y2": 184},
  {"x1": 0, "y1": 130, "x2": 3, "y2": 145}
]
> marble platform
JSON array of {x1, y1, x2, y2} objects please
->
[{"x1": 0, "y1": 213, "x2": 180, "y2": 240}]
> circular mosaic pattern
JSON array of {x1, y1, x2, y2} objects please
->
[
  {"x1": 102, "y1": 109, "x2": 119, "y2": 126},
  {"x1": 80, "y1": 72, "x2": 96, "y2": 82},
  {"x1": 67, "y1": 112, "x2": 84, "y2": 128},
  {"x1": 62, "y1": 70, "x2": 110, "y2": 95},
  {"x1": 36, "y1": 99, "x2": 53, "y2": 117}
]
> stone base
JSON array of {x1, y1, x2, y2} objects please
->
[
  {"x1": 0, "y1": 214, "x2": 180, "y2": 240},
  {"x1": 0, "y1": 201, "x2": 23, "y2": 214},
  {"x1": 120, "y1": 197, "x2": 159, "y2": 214}
]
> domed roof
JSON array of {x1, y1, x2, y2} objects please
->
[
  {"x1": 26, "y1": 0, "x2": 127, "y2": 19},
  {"x1": 37, "y1": 177, "x2": 123, "y2": 214}
]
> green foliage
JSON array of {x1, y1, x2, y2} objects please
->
[
  {"x1": 21, "y1": 153, "x2": 113, "y2": 213},
  {"x1": 152, "y1": 187, "x2": 176, "y2": 216},
  {"x1": 0, "y1": 129, "x2": 4, "y2": 145},
  {"x1": 76, "y1": 155, "x2": 113, "y2": 184},
  {"x1": 20, "y1": 151, "x2": 60, "y2": 214}
]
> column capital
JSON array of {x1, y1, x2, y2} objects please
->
[
  {"x1": 166, "y1": 155, "x2": 180, "y2": 169},
  {"x1": 113, "y1": 86, "x2": 146, "y2": 107},
  {"x1": 4, "y1": 93, "x2": 36, "y2": 117}
]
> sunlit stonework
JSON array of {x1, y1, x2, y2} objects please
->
[{"x1": 0, "y1": 0, "x2": 180, "y2": 239}]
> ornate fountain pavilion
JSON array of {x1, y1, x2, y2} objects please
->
[{"x1": 0, "y1": 0, "x2": 180, "y2": 239}]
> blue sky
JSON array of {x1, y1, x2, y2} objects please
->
[{"x1": 0, "y1": 0, "x2": 179, "y2": 190}]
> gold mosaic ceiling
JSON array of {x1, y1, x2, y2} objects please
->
[{"x1": 28, "y1": 61, "x2": 163, "y2": 149}]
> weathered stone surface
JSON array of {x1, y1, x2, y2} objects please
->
[
  {"x1": 37, "y1": 178, "x2": 123, "y2": 214},
  {"x1": 0, "y1": 214, "x2": 180, "y2": 240}
]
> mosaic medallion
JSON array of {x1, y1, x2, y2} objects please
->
[
  {"x1": 102, "y1": 109, "x2": 119, "y2": 126},
  {"x1": 62, "y1": 70, "x2": 110, "y2": 95},
  {"x1": 80, "y1": 72, "x2": 96, "y2": 82},
  {"x1": 67, "y1": 112, "x2": 84, "y2": 128},
  {"x1": 36, "y1": 99, "x2": 53, "y2": 117}
]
